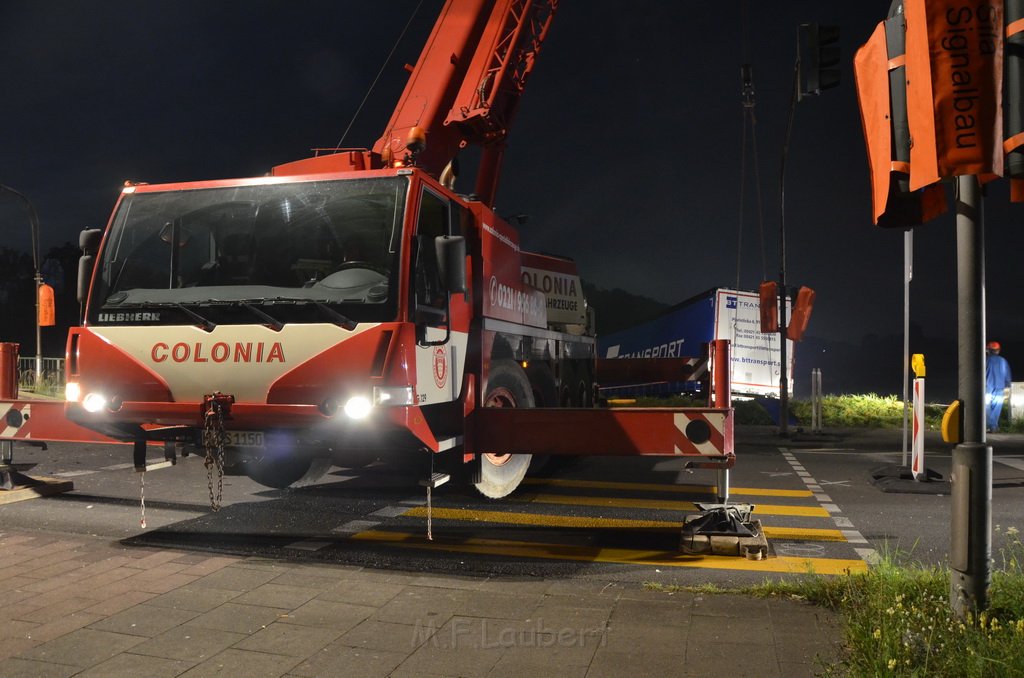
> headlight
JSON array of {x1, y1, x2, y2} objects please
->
[
  {"x1": 343, "y1": 396, "x2": 373, "y2": 420},
  {"x1": 82, "y1": 392, "x2": 108, "y2": 413},
  {"x1": 65, "y1": 382, "x2": 81, "y2": 402}
]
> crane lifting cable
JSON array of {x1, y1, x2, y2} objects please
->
[{"x1": 334, "y1": 0, "x2": 426, "y2": 151}]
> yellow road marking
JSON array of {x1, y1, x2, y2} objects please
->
[
  {"x1": 403, "y1": 507, "x2": 846, "y2": 541},
  {"x1": 405, "y1": 506, "x2": 672, "y2": 529},
  {"x1": 350, "y1": 530, "x2": 867, "y2": 575},
  {"x1": 522, "y1": 477, "x2": 813, "y2": 498},
  {"x1": 519, "y1": 493, "x2": 831, "y2": 517},
  {"x1": 762, "y1": 526, "x2": 848, "y2": 542}
]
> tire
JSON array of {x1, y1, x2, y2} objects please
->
[
  {"x1": 475, "y1": 360, "x2": 534, "y2": 498},
  {"x1": 243, "y1": 455, "x2": 331, "y2": 489}
]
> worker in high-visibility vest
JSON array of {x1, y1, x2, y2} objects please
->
[{"x1": 986, "y1": 341, "x2": 1012, "y2": 432}]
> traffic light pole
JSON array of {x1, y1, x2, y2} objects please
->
[
  {"x1": 950, "y1": 174, "x2": 991, "y2": 619},
  {"x1": 777, "y1": 59, "x2": 802, "y2": 437}
]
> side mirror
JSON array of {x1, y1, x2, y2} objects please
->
[
  {"x1": 80, "y1": 228, "x2": 102, "y2": 256},
  {"x1": 77, "y1": 254, "x2": 94, "y2": 304},
  {"x1": 435, "y1": 235, "x2": 466, "y2": 294},
  {"x1": 78, "y1": 229, "x2": 103, "y2": 305}
]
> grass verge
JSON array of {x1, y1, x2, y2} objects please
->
[{"x1": 647, "y1": 528, "x2": 1024, "y2": 676}]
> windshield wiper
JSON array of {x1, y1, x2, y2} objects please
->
[
  {"x1": 173, "y1": 303, "x2": 217, "y2": 332},
  {"x1": 235, "y1": 297, "x2": 357, "y2": 330},
  {"x1": 313, "y1": 302, "x2": 358, "y2": 331},
  {"x1": 241, "y1": 302, "x2": 284, "y2": 332}
]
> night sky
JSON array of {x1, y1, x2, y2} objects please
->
[{"x1": 2, "y1": 1, "x2": 1022, "y2": 390}]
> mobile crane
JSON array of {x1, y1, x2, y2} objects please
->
[{"x1": 1, "y1": 0, "x2": 736, "y2": 511}]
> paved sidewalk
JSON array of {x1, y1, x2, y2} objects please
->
[{"x1": 0, "y1": 530, "x2": 845, "y2": 677}]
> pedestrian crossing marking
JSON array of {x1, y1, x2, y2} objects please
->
[{"x1": 350, "y1": 530, "x2": 867, "y2": 575}]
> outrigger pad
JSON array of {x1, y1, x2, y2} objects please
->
[{"x1": 680, "y1": 504, "x2": 769, "y2": 559}]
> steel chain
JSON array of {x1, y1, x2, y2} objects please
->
[{"x1": 202, "y1": 402, "x2": 229, "y2": 511}]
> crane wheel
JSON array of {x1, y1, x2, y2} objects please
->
[{"x1": 475, "y1": 360, "x2": 533, "y2": 499}]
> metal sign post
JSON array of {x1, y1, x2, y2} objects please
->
[{"x1": 950, "y1": 175, "x2": 992, "y2": 618}]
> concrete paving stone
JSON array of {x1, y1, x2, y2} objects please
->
[
  {"x1": 18, "y1": 574, "x2": 86, "y2": 595},
  {"x1": 179, "y1": 556, "x2": 241, "y2": 577},
  {"x1": 52, "y1": 565, "x2": 144, "y2": 598},
  {"x1": 410, "y1": 573, "x2": 492, "y2": 590},
  {"x1": 177, "y1": 648, "x2": 302, "y2": 678},
  {"x1": 610, "y1": 598, "x2": 692, "y2": 628},
  {"x1": 0, "y1": 635, "x2": 42, "y2": 663},
  {"x1": 692, "y1": 592, "x2": 770, "y2": 618},
  {"x1": 388, "y1": 668, "x2": 462, "y2": 678},
  {"x1": 336, "y1": 567, "x2": 422, "y2": 585},
  {"x1": 0, "y1": 657, "x2": 78, "y2": 678},
  {"x1": 62, "y1": 555, "x2": 135, "y2": 579},
  {"x1": 452, "y1": 589, "x2": 544, "y2": 620},
  {"x1": 399, "y1": 619, "x2": 504, "y2": 678},
  {"x1": 83, "y1": 590, "x2": 158, "y2": 617},
  {"x1": 484, "y1": 617, "x2": 605, "y2": 668},
  {"x1": 317, "y1": 579, "x2": 406, "y2": 607},
  {"x1": 338, "y1": 618, "x2": 438, "y2": 654},
  {"x1": 486, "y1": 653, "x2": 589, "y2": 678},
  {"x1": 124, "y1": 549, "x2": 190, "y2": 569},
  {"x1": 544, "y1": 579, "x2": 624, "y2": 599},
  {"x1": 617, "y1": 586, "x2": 698, "y2": 604},
  {"x1": 371, "y1": 585, "x2": 473, "y2": 626},
  {"x1": 279, "y1": 597, "x2": 374, "y2": 631},
  {"x1": 290, "y1": 645, "x2": 408, "y2": 678},
  {"x1": 769, "y1": 635, "x2": 842, "y2": 666},
  {"x1": 20, "y1": 611, "x2": 103, "y2": 643},
  {"x1": 601, "y1": 621, "x2": 688, "y2": 655},
  {"x1": 145, "y1": 585, "x2": 242, "y2": 612},
  {"x1": 17, "y1": 627, "x2": 145, "y2": 668},
  {"x1": 479, "y1": 577, "x2": 551, "y2": 595},
  {"x1": 0, "y1": 618, "x2": 40, "y2": 641},
  {"x1": 127, "y1": 561, "x2": 192, "y2": 580},
  {"x1": 190, "y1": 564, "x2": 280, "y2": 591},
  {"x1": 185, "y1": 601, "x2": 291, "y2": 635},
  {"x1": 0, "y1": 588, "x2": 48, "y2": 610},
  {"x1": 231, "y1": 582, "x2": 321, "y2": 609},
  {"x1": 128, "y1": 626, "x2": 247, "y2": 662},
  {"x1": 541, "y1": 590, "x2": 618, "y2": 613},
  {"x1": 234, "y1": 620, "x2": 343, "y2": 657},
  {"x1": 230, "y1": 559, "x2": 302, "y2": 573},
  {"x1": 74, "y1": 651, "x2": 196, "y2": 678},
  {"x1": 15, "y1": 596, "x2": 98, "y2": 624},
  {"x1": 683, "y1": 638, "x2": 780, "y2": 676},
  {"x1": 0, "y1": 534, "x2": 40, "y2": 548},
  {"x1": 266, "y1": 569, "x2": 351, "y2": 590},
  {"x1": 128, "y1": 572, "x2": 201, "y2": 595},
  {"x1": 779, "y1": 659, "x2": 837, "y2": 677},
  {"x1": 87, "y1": 602, "x2": 201, "y2": 637},
  {"x1": 687, "y1": 616, "x2": 773, "y2": 646},
  {"x1": 587, "y1": 648, "x2": 693, "y2": 678},
  {"x1": 21, "y1": 558, "x2": 85, "y2": 580},
  {"x1": 167, "y1": 552, "x2": 212, "y2": 566},
  {"x1": 0, "y1": 575, "x2": 40, "y2": 594},
  {"x1": 530, "y1": 598, "x2": 616, "y2": 630}
]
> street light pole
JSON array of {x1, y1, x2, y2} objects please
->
[{"x1": 0, "y1": 184, "x2": 43, "y2": 389}]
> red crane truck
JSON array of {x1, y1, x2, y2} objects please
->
[{"x1": 0, "y1": 0, "x2": 736, "y2": 513}]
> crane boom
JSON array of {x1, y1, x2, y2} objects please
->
[
  {"x1": 375, "y1": 0, "x2": 556, "y2": 205},
  {"x1": 274, "y1": 0, "x2": 556, "y2": 207}
]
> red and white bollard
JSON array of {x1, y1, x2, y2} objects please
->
[{"x1": 911, "y1": 353, "x2": 926, "y2": 481}]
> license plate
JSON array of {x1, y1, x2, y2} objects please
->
[{"x1": 226, "y1": 431, "x2": 264, "y2": 448}]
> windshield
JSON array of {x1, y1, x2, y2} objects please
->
[{"x1": 90, "y1": 177, "x2": 406, "y2": 325}]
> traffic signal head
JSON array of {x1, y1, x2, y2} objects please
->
[{"x1": 800, "y1": 23, "x2": 840, "y2": 99}]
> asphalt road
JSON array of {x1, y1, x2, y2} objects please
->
[{"x1": 2, "y1": 426, "x2": 1023, "y2": 588}]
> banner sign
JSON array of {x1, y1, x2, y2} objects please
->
[{"x1": 906, "y1": 0, "x2": 1004, "y2": 190}]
